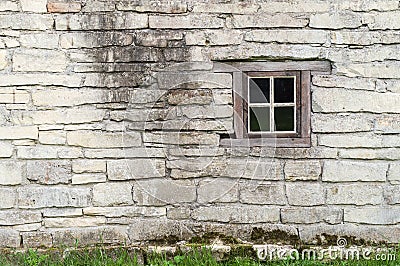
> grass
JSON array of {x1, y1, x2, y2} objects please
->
[{"x1": 0, "y1": 246, "x2": 397, "y2": 266}]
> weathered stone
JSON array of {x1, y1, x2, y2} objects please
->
[
  {"x1": 0, "y1": 188, "x2": 15, "y2": 209},
  {"x1": 26, "y1": 160, "x2": 71, "y2": 185},
  {"x1": 259, "y1": 1, "x2": 330, "y2": 13},
  {"x1": 133, "y1": 179, "x2": 196, "y2": 206},
  {"x1": 318, "y1": 133, "x2": 382, "y2": 148},
  {"x1": 344, "y1": 207, "x2": 400, "y2": 225},
  {"x1": 309, "y1": 13, "x2": 362, "y2": 29},
  {"x1": 384, "y1": 186, "x2": 400, "y2": 204},
  {"x1": 17, "y1": 146, "x2": 83, "y2": 159},
  {"x1": 52, "y1": 226, "x2": 127, "y2": 246},
  {"x1": 239, "y1": 183, "x2": 286, "y2": 205},
  {"x1": 83, "y1": 206, "x2": 166, "y2": 217},
  {"x1": 376, "y1": 79, "x2": 400, "y2": 94},
  {"x1": 13, "y1": 223, "x2": 41, "y2": 232},
  {"x1": 157, "y1": 72, "x2": 232, "y2": 89},
  {"x1": 337, "y1": 0, "x2": 399, "y2": 11},
  {"x1": 0, "y1": 1, "x2": 18, "y2": 11},
  {"x1": 197, "y1": 178, "x2": 238, "y2": 203},
  {"x1": 144, "y1": 132, "x2": 219, "y2": 145},
  {"x1": 282, "y1": 207, "x2": 343, "y2": 224},
  {"x1": 286, "y1": 183, "x2": 324, "y2": 206},
  {"x1": 375, "y1": 115, "x2": 400, "y2": 133},
  {"x1": 13, "y1": 49, "x2": 67, "y2": 72},
  {"x1": 245, "y1": 30, "x2": 328, "y2": 44},
  {"x1": 18, "y1": 187, "x2": 91, "y2": 208},
  {"x1": 93, "y1": 182, "x2": 133, "y2": 206},
  {"x1": 107, "y1": 159, "x2": 165, "y2": 180},
  {"x1": 313, "y1": 88, "x2": 400, "y2": 113},
  {"x1": 81, "y1": 1, "x2": 115, "y2": 12},
  {"x1": 0, "y1": 142, "x2": 13, "y2": 158},
  {"x1": 322, "y1": 161, "x2": 388, "y2": 182},
  {"x1": 56, "y1": 13, "x2": 148, "y2": 30},
  {"x1": 0, "y1": 14, "x2": 54, "y2": 30},
  {"x1": 191, "y1": 206, "x2": 280, "y2": 223},
  {"x1": 72, "y1": 174, "x2": 106, "y2": 185},
  {"x1": 388, "y1": 162, "x2": 400, "y2": 183},
  {"x1": 0, "y1": 161, "x2": 23, "y2": 185},
  {"x1": 39, "y1": 131, "x2": 66, "y2": 145},
  {"x1": 22, "y1": 232, "x2": 52, "y2": 248},
  {"x1": 32, "y1": 89, "x2": 104, "y2": 107},
  {"x1": 192, "y1": 3, "x2": 258, "y2": 14},
  {"x1": 0, "y1": 74, "x2": 82, "y2": 87},
  {"x1": 47, "y1": 2, "x2": 81, "y2": 13},
  {"x1": 72, "y1": 160, "x2": 106, "y2": 174},
  {"x1": 67, "y1": 131, "x2": 141, "y2": 148},
  {"x1": 180, "y1": 105, "x2": 233, "y2": 119},
  {"x1": 364, "y1": 11, "x2": 400, "y2": 30},
  {"x1": 84, "y1": 148, "x2": 164, "y2": 159},
  {"x1": 15, "y1": 108, "x2": 106, "y2": 125},
  {"x1": 284, "y1": 160, "x2": 321, "y2": 181},
  {"x1": 149, "y1": 15, "x2": 223, "y2": 29},
  {"x1": 312, "y1": 113, "x2": 374, "y2": 133},
  {"x1": 339, "y1": 148, "x2": 400, "y2": 160},
  {"x1": 21, "y1": 0, "x2": 47, "y2": 12},
  {"x1": 45, "y1": 217, "x2": 106, "y2": 228},
  {"x1": 43, "y1": 208, "x2": 82, "y2": 217},
  {"x1": 0, "y1": 210, "x2": 41, "y2": 225},
  {"x1": 0, "y1": 50, "x2": 7, "y2": 70},
  {"x1": 20, "y1": 33, "x2": 59, "y2": 49},
  {"x1": 231, "y1": 14, "x2": 308, "y2": 28},
  {"x1": 186, "y1": 30, "x2": 243, "y2": 46},
  {"x1": 337, "y1": 62, "x2": 400, "y2": 79},
  {"x1": 0, "y1": 126, "x2": 38, "y2": 140},
  {"x1": 167, "y1": 207, "x2": 191, "y2": 220},
  {"x1": 0, "y1": 229, "x2": 19, "y2": 247},
  {"x1": 60, "y1": 32, "x2": 133, "y2": 49},
  {"x1": 117, "y1": 1, "x2": 187, "y2": 13},
  {"x1": 128, "y1": 219, "x2": 193, "y2": 242},
  {"x1": 326, "y1": 184, "x2": 383, "y2": 205},
  {"x1": 312, "y1": 75, "x2": 375, "y2": 91}
]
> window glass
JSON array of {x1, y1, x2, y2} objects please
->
[
  {"x1": 274, "y1": 107, "x2": 295, "y2": 131},
  {"x1": 249, "y1": 107, "x2": 270, "y2": 132},
  {"x1": 249, "y1": 78, "x2": 270, "y2": 103},
  {"x1": 274, "y1": 77, "x2": 295, "y2": 103}
]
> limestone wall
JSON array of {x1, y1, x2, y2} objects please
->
[{"x1": 0, "y1": 0, "x2": 399, "y2": 248}]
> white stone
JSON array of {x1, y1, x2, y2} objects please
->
[
  {"x1": 149, "y1": 15, "x2": 223, "y2": 29},
  {"x1": 39, "y1": 131, "x2": 66, "y2": 145},
  {"x1": 310, "y1": 13, "x2": 362, "y2": 29},
  {"x1": 0, "y1": 161, "x2": 23, "y2": 185},
  {"x1": 0, "y1": 188, "x2": 16, "y2": 209},
  {"x1": 185, "y1": 30, "x2": 243, "y2": 46},
  {"x1": 323, "y1": 161, "x2": 388, "y2": 182},
  {"x1": 13, "y1": 49, "x2": 67, "y2": 72},
  {"x1": 72, "y1": 160, "x2": 106, "y2": 173},
  {"x1": 0, "y1": 142, "x2": 13, "y2": 158},
  {"x1": 286, "y1": 183, "x2": 324, "y2": 206},
  {"x1": 83, "y1": 206, "x2": 166, "y2": 217},
  {"x1": 20, "y1": 0, "x2": 47, "y2": 12},
  {"x1": 72, "y1": 174, "x2": 106, "y2": 184},
  {"x1": 107, "y1": 159, "x2": 165, "y2": 180},
  {"x1": 245, "y1": 30, "x2": 328, "y2": 44},
  {"x1": 364, "y1": 11, "x2": 400, "y2": 30},
  {"x1": 326, "y1": 184, "x2": 383, "y2": 205},
  {"x1": 44, "y1": 217, "x2": 106, "y2": 228},
  {"x1": 67, "y1": 131, "x2": 141, "y2": 148},
  {"x1": 0, "y1": 50, "x2": 7, "y2": 70},
  {"x1": 20, "y1": 34, "x2": 59, "y2": 49},
  {"x1": 344, "y1": 207, "x2": 400, "y2": 224},
  {"x1": 284, "y1": 160, "x2": 321, "y2": 181},
  {"x1": 0, "y1": 1, "x2": 18, "y2": 11},
  {"x1": 0, "y1": 126, "x2": 39, "y2": 139},
  {"x1": 93, "y1": 182, "x2": 133, "y2": 206},
  {"x1": 312, "y1": 113, "x2": 374, "y2": 133}
]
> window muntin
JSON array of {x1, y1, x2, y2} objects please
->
[{"x1": 247, "y1": 75, "x2": 296, "y2": 134}]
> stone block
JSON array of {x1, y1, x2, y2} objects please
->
[
  {"x1": 18, "y1": 187, "x2": 91, "y2": 208},
  {"x1": 83, "y1": 206, "x2": 166, "y2": 217},
  {"x1": 388, "y1": 162, "x2": 400, "y2": 183},
  {"x1": 245, "y1": 30, "x2": 328, "y2": 44},
  {"x1": 259, "y1": 1, "x2": 330, "y2": 13},
  {"x1": 326, "y1": 184, "x2": 383, "y2": 205},
  {"x1": 191, "y1": 205, "x2": 280, "y2": 223},
  {"x1": 149, "y1": 15, "x2": 223, "y2": 29},
  {"x1": 26, "y1": 160, "x2": 71, "y2": 185},
  {"x1": 107, "y1": 159, "x2": 165, "y2": 180},
  {"x1": 364, "y1": 11, "x2": 400, "y2": 29},
  {"x1": 72, "y1": 174, "x2": 106, "y2": 184},
  {"x1": 186, "y1": 30, "x2": 243, "y2": 46},
  {"x1": 0, "y1": 126, "x2": 38, "y2": 140},
  {"x1": 93, "y1": 182, "x2": 133, "y2": 206},
  {"x1": 144, "y1": 132, "x2": 219, "y2": 145},
  {"x1": 344, "y1": 207, "x2": 400, "y2": 225},
  {"x1": 286, "y1": 183, "x2": 324, "y2": 206},
  {"x1": 0, "y1": 161, "x2": 24, "y2": 185},
  {"x1": 43, "y1": 208, "x2": 83, "y2": 217},
  {"x1": 0, "y1": 229, "x2": 19, "y2": 247},
  {"x1": 0, "y1": 142, "x2": 13, "y2": 158},
  {"x1": 284, "y1": 160, "x2": 321, "y2": 181},
  {"x1": 336, "y1": 62, "x2": 400, "y2": 79},
  {"x1": 32, "y1": 89, "x2": 104, "y2": 107},
  {"x1": 21, "y1": 0, "x2": 47, "y2": 12},
  {"x1": 13, "y1": 49, "x2": 67, "y2": 72},
  {"x1": 322, "y1": 161, "x2": 388, "y2": 182},
  {"x1": 44, "y1": 217, "x2": 106, "y2": 228},
  {"x1": 312, "y1": 113, "x2": 374, "y2": 133},
  {"x1": 72, "y1": 160, "x2": 106, "y2": 174},
  {"x1": 239, "y1": 183, "x2": 286, "y2": 205},
  {"x1": 231, "y1": 14, "x2": 308, "y2": 28},
  {"x1": 133, "y1": 179, "x2": 196, "y2": 206},
  {"x1": 22, "y1": 232, "x2": 52, "y2": 248},
  {"x1": 67, "y1": 131, "x2": 141, "y2": 148},
  {"x1": 0, "y1": 210, "x2": 41, "y2": 225},
  {"x1": 60, "y1": 32, "x2": 133, "y2": 49},
  {"x1": 384, "y1": 186, "x2": 400, "y2": 204},
  {"x1": 0, "y1": 14, "x2": 54, "y2": 30},
  {"x1": 20, "y1": 33, "x2": 59, "y2": 49},
  {"x1": 318, "y1": 133, "x2": 382, "y2": 148},
  {"x1": 39, "y1": 131, "x2": 66, "y2": 145},
  {"x1": 0, "y1": 188, "x2": 16, "y2": 209},
  {"x1": 47, "y1": 2, "x2": 81, "y2": 13},
  {"x1": 310, "y1": 13, "x2": 362, "y2": 29},
  {"x1": 375, "y1": 115, "x2": 400, "y2": 133},
  {"x1": 117, "y1": 2, "x2": 187, "y2": 13},
  {"x1": 0, "y1": 1, "x2": 18, "y2": 11},
  {"x1": 197, "y1": 178, "x2": 238, "y2": 203},
  {"x1": 281, "y1": 207, "x2": 343, "y2": 224}
]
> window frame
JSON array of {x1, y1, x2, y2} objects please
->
[{"x1": 215, "y1": 61, "x2": 331, "y2": 148}]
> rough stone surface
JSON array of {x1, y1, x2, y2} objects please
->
[{"x1": 0, "y1": 0, "x2": 399, "y2": 247}]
